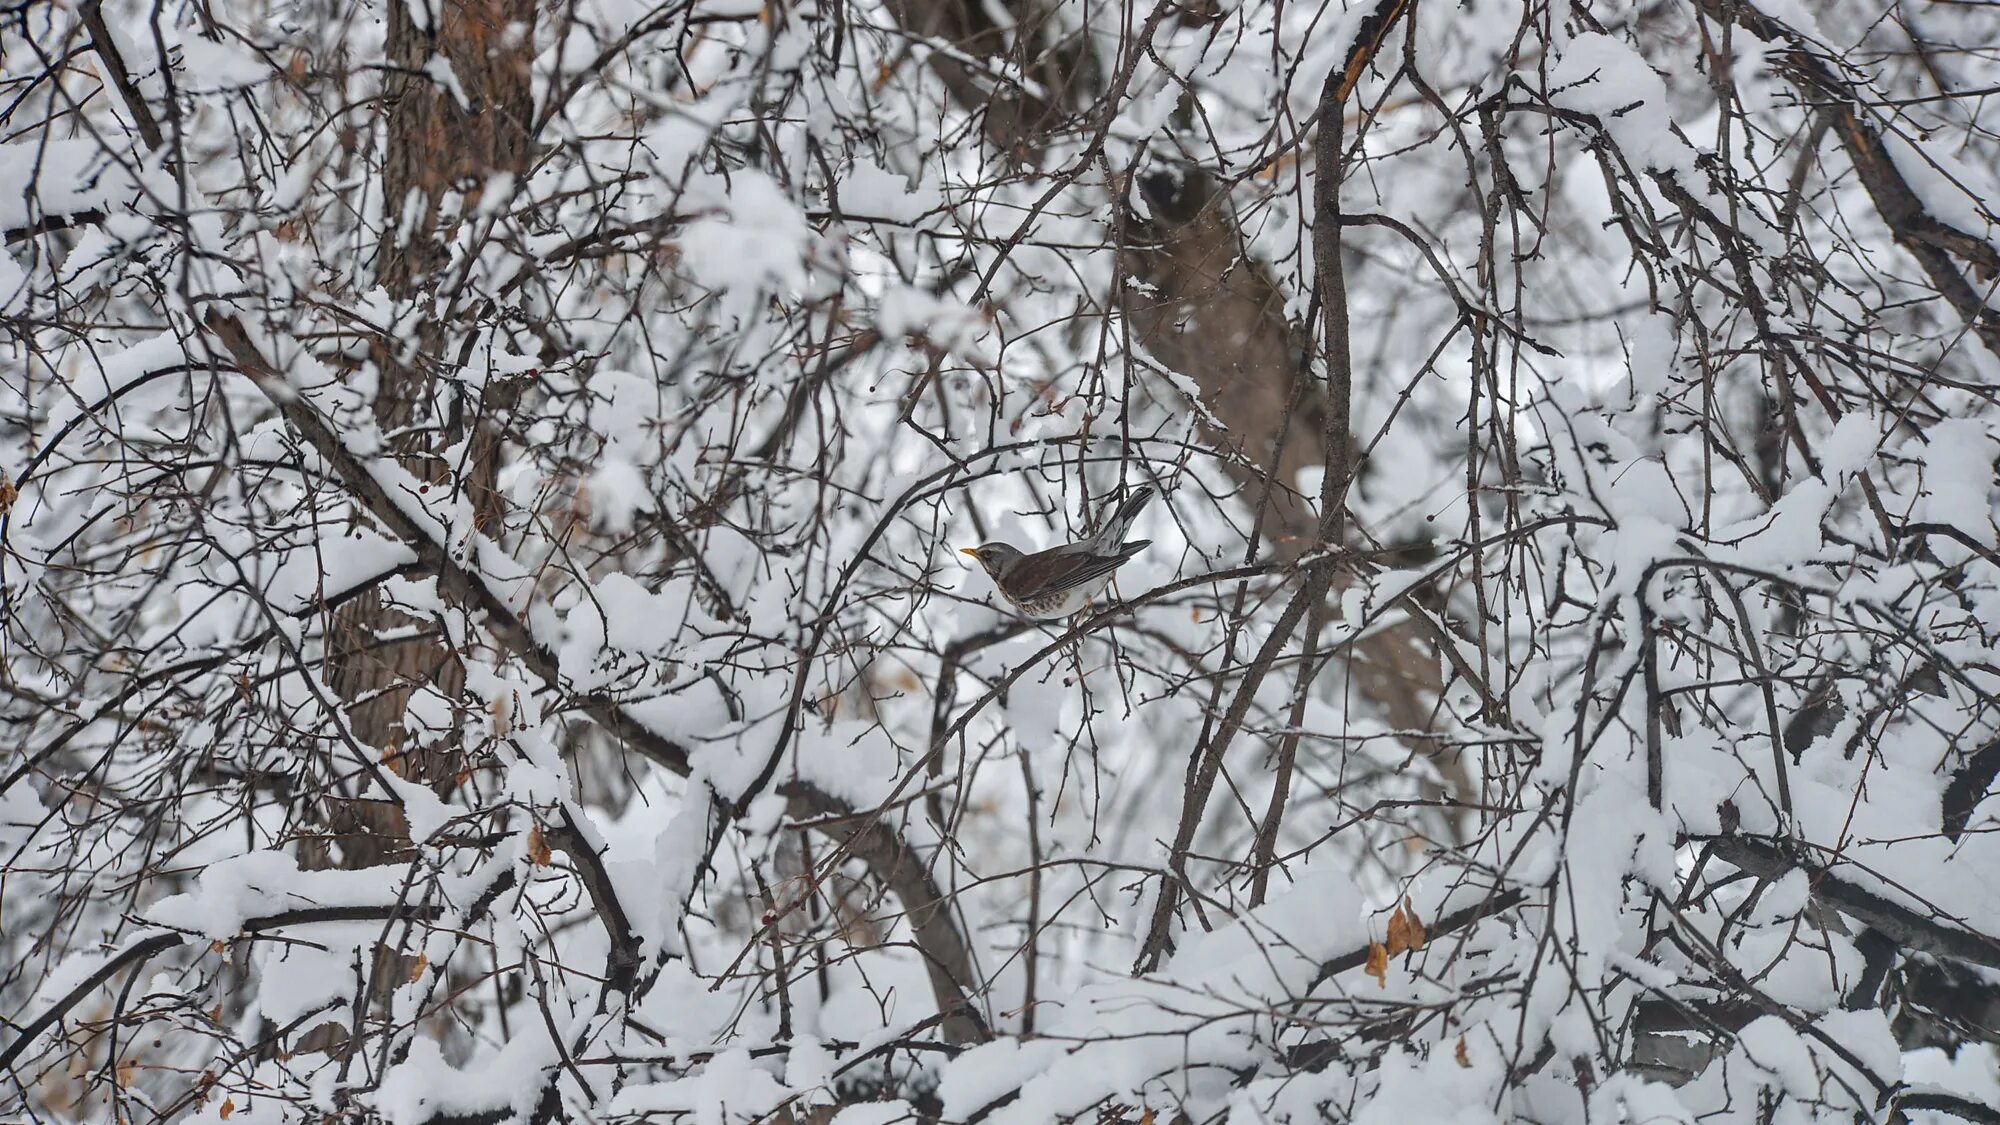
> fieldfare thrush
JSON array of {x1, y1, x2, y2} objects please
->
[{"x1": 961, "y1": 486, "x2": 1156, "y2": 619}]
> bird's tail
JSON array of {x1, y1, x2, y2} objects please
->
[{"x1": 1094, "y1": 484, "x2": 1156, "y2": 547}]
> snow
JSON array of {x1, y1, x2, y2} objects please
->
[
  {"x1": 1001, "y1": 668, "x2": 1066, "y2": 748},
  {"x1": 372, "y1": 1025, "x2": 559, "y2": 1125},
  {"x1": 0, "y1": 140, "x2": 126, "y2": 234},
  {"x1": 678, "y1": 171, "x2": 816, "y2": 294},
  {"x1": 1914, "y1": 418, "x2": 1998, "y2": 558},
  {"x1": 421, "y1": 54, "x2": 472, "y2": 112},
  {"x1": 938, "y1": 860, "x2": 1369, "y2": 1122},
  {"x1": 1604, "y1": 457, "x2": 1688, "y2": 529},
  {"x1": 30, "y1": 948, "x2": 113, "y2": 1010},
  {"x1": 10, "y1": 2, "x2": 2000, "y2": 1122},
  {"x1": 1750, "y1": 0, "x2": 1827, "y2": 42},
  {"x1": 254, "y1": 945, "x2": 350, "y2": 1026},
  {"x1": 1735, "y1": 1017, "x2": 1820, "y2": 1100},
  {"x1": 1878, "y1": 128, "x2": 1999, "y2": 256},
  {"x1": 401, "y1": 0, "x2": 436, "y2": 35},
  {"x1": 0, "y1": 246, "x2": 26, "y2": 315},
  {"x1": 1710, "y1": 477, "x2": 1846, "y2": 570},
  {"x1": 1352, "y1": 1045, "x2": 1503, "y2": 1125},
  {"x1": 831, "y1": 1103, "x2": 916, "y2": 1125},
  {"x1": 606, "y1": 1048, "x2": 793, "y2": 1121},
  {"x1": 40, "y1": 330, "x2": 194, "y2": 437},
  {"x1": 263, "y1": 528, "x2": 419, "y2": 614},
  {"x1": 1546, "y1": 35, "x2": 1677, "y2": 174},
  {"x1": 876, "y1": 285, "x2": 993, "y2": 358},
  {"x1": 783, "y1": 1035, "x2": 838, "y2": 1109},
  {"x1": 145, "y1": 851, "x2": 407, "y2": 940},
  {"x1": 1820, "y1": 414, "x2": 1881, "y2": 481},
  {"x1": 938, "y1": 1039, "x2": 1064, "y2": 1120},
  {"x1": 175, "y1": 36, "x2": 272, "y2": 92},
  {"x1": 1905, "y1": 1045, "x2": 2000, "y2": 1119},
  {"x1": 840, "y1": 160, "x2": 945, "y2": 224},
  {"x1": 1813, "y1": 1008, "x2": 1902, "y2": 1091}
]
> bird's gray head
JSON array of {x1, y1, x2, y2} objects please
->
[{"x1": 960, "y1": 542, "x2": 1024, "y2": 576}]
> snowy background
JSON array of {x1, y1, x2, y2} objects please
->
[{"x1": 5, "y1": 0, "x2": 2000, "y2": 1121}]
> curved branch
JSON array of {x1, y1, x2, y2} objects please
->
[{"x1": 0, "y1": 901, "x2": 453, "y2": 1073}]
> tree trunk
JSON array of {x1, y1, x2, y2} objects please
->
[
  {"x1": 314, "y1": 0, "x2": 535, "y2": 867},
  {"x1": 299, "y1": 0, "x2": 537, "y2": 1057}
]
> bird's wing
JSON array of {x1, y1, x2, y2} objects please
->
[{"x1": 1012, "y1": 543, "x2": 1145, "y2": 600}]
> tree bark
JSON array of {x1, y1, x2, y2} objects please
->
[
  {"x1": 296, "y1": 0, "x2": 537, "y2": 1058},
  {"x1": 316, "y1": 0, "x2": 537, "y2": 869}
]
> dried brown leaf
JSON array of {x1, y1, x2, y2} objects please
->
[{"x1": 1364, "y1": 941, "x2": 1388, "y2": 988}]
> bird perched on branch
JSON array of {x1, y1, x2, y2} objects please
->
[{"x1": 961, "y1": 486, "x2": 1156, "y2": 619}]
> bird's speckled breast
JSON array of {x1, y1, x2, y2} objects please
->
[{"x1": 1009, "y1": 575, "x2": 1114, "y2": 619}]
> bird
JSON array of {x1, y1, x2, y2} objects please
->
[{"x1": 960, "y1": 485, "x2": 1156, "y2": 619}]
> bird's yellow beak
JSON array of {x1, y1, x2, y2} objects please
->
[{"x1": 959, "y1": 547, "x2": 978, "y2": 557}]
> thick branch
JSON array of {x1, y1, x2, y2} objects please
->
[
  {"x1": 1706, "y1": 835, "x2": 2000, "y2": 971},
  {"x1": 79, "y1": 0, "x2": 163, "y2": 150},
  {"x1": 1942, "y1": 732, "x2": 2000, "y2": 841},
  {"x1": 0, "y1": 900, "x2": 457, "y2": 1073}
]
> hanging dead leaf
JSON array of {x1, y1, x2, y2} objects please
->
[
  {"x1": 0, "y1": 471, "x2": 16, "y2": 514},
  {"x1": 1364, "y1": 941, "x2": 1388, "y2": 988},
  {"x1": 1141, "y1": 1110, "x2": 1155, "y2": 1125},
  {"x1": 1404, "y1": 898, "x2": 1427, "y2": 951},
  {"x1": 116, "y1": 1060, "x2": 136, "y2": 1088},
  {"x1": 408, "y1": 952, "x2": 430, "y2": 983},
  {"x1": 209, "y1": 1003, "x2": 224, "y2": 1023},
  {"x1": 220, "y1": 1097, "x2": 236, "y2": 1120},
  {"x1": 1385, "y1": 904, "x2": 1410, "y2": 956},
  {"x1": 527, "y1": 824, "x2": 552, "y2": 866},
  {"x1": 1455, "y1": 1036, "x2": 1470, "y2": 1068}
]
